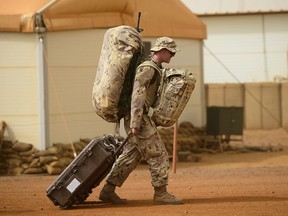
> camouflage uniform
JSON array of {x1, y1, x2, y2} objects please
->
[
  {"x1": 106, "y1": 60, "x2": 169, "y2": 188},
  {"x1": 101, "y1": 37, "x2": 183, "y2": 205}
]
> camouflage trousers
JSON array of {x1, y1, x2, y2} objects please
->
[{"x1": 106, "y1": 116, "x2": 169, "y2": 188}]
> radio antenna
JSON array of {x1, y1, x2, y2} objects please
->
[{"x1": 135, "y1": 12, "x2": 143, "y2": 33}]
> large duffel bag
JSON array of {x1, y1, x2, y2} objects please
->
[
  {"x1": 151, "y1": 68, "x2": 196, "y2": 127},
  {"x1": 92, "y1": 25, "x2": 144, "y2": 123},
  {"x1": 46, "y1": 134, "x2": 129, "y2": 209}
]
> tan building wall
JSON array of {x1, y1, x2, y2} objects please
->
[
  {"x1": 0, "y1": 33, "x2": 40, "y2": 146},
  {"x1": 206, "y1": 84, "x2": 244, "y2": 107},
  {"x1": 281, "y1": 83, "x2": 288, "y2": 128},
  {"x1": 245, "y1": 83, "x2": 281, "y2": 129},
  {"x1": 206, "y1": 83, "x2": 285, "y2": 129}
]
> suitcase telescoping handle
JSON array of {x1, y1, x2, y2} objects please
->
[{"x1": 113, "y1": 133, "x2": 131, "y2": 156}]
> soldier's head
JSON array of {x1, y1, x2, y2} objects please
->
[
  {"x1": 151, "y1": 37, "x2": 180, "y2": 55},
  {"x1": 150, "y1": 37, "x2": 180, "y2": 63}
]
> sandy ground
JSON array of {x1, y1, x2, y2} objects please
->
[{"x1": 0, "y1": 129, "x2": 288, "y2": 216}]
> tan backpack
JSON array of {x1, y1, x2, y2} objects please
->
[{"x1": 150, "y1": 68, "x2": 196, "y2": 127}]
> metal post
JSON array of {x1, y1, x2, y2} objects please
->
[{"x1": 36, "y1": 33, "x2": 49, "y2": 150}]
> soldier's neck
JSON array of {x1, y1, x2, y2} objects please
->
[{"x1": 151, "y1": 56, "x2": 162, "y2": 67}]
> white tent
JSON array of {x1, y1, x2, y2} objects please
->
[{"x1": 0, "y1": 0, "x2": 207, "y2": 149}]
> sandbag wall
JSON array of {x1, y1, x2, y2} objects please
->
[
  {"x1": 0, "y1": 122, "x2": 205, "y2": 175},
  {"x1": 0, "y1": 139, "x2": 90, "y2": 175}
]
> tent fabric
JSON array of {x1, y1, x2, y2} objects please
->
[
  {"x1": 136, "y1": 0, "x2": 207, "y2": 39},
  {"x1": 0, "y1": 0, "x2": 207, "y2": 39},
  {"x1": 42, "y1": 0, "x2": 136, "y2": 31},
  {"x1": 0, "y1": 0, "x2": 48, "y2": 32}
]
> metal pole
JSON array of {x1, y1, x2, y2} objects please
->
[{"x1": 36, "y1": 33, "x2": 49, "y2": 150}]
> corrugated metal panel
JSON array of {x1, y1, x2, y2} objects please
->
[
  {"x1": 281, "y1": 83, "x2": 288, "y2": 128},
  {"x1": 0, "y1": 33, "x2": 40, "y2": 146},
  {"x1": 203, "y1": 13, "x2": 288, "y2": 83},
  {"x1": 181, "y1": 0, "x2": 288, "y2": 15},
  {"x1": 265, "y1": 14, "x2": 288, "y2": 81},
  {"x1": 206, "y1": 84, "x2": 244, "y2": 107},
  {"x1": 261, "y1": 83, "x2": 281, "y2": 129},
  {"x1": 224, "y1": 84, "x2": 244, "y2": 106},
  {"x1": 206, "y1": 84, "x2": 225, "y2": 106},
  {"x1": 206, "y1": 83, "x2": 284, "y2": 129}
]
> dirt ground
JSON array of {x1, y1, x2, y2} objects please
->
[{"x1": 1, "y1": 129, "x2": 288, "y2": 216}]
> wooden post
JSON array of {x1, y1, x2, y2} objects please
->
[
  {"x1": 0, "y1": 121, "x2": 6, "y2": 153},
  {"x1": 172, "y1": 120, "x2": 178, "y2": 174}
]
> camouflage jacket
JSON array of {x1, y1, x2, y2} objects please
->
[{"x1": 130, "y1": 60, "x2": 162, "y2": 136}]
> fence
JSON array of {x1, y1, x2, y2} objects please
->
[{"x1": 205, "y1": 82, "x2": 288, "y2": 129}]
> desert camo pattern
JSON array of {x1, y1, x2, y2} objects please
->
[
  {"x1": 152, "y1": 68, "x2": 196, "y2": 127},
  {"x1": 106, "y1": 115, "x2": 169, "y2": 188},
  {"x1": 92, "y1": 25, "x2": 143, "y2": 122},
  {"x1": 105, "y1": 60, "x2": 170, "y2": 188},
  {"x1": 130, "y1": 60, "x2": 162, "y2": 133}
]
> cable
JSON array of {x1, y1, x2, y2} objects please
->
[
  {"x1": 203, "y1": 43, "x2": 282, "y2": 129},
  {"x1": 41, "y1": 37, "x2": 77, "y2": 158}
]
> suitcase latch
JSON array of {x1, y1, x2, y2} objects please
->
[
  {"x1": 85, "y1": 149, "x2": 92, "y2": 157},
  {"x1": 103, "y1": 141, "x2": 116, "y2": 153}
]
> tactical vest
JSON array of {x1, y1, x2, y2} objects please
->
[
  {"x1": 136, "y1": 60, "x2": 162, "y2": 109},
  {"x1": 92, "y1": 25, "x2": 144, "y2": 123}
]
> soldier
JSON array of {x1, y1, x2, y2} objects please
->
[{"x1": 99, "y1": 37, "x2": 183, "y2": 205}]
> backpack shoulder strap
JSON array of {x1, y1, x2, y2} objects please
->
[
  {"x1": 137, "y1": 60, "x2": 162, "y2": 75},
  {"x1": 137, "y1": 60, "x2": 164, "y2": 94}
]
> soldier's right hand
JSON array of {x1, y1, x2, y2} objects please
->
[{"x1": 130, "y1": 128, "x2": 138, "y2": 136}]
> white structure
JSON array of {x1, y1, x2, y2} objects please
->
[
  {"x1": 181, "y1": 0, "x2": 288, "y2": 14},
  {"x1": 182, "y1": 0, "x2": 288, "y2": 83}
]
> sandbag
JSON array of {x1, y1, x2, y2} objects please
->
[
  {"x1": 11, "y1": 141, "x2": 33, "y2": 152},
  {"x1": 92, "y1": 25, "x2": 144, "y2": 123},
  {"x1": 152, "y1": 68, "x2": 196, "y2": 127}
]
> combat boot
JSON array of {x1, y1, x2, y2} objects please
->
[
  {"x1": 154, "y1": 186, "x2": 183, "y2": 205},
  {"x1": 99, "y1": 182, "x2": 127, "y2": 204}
]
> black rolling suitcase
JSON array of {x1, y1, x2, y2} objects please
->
[{"x1": 46, "y1": 134, "x2": 129, "y2": 209}]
